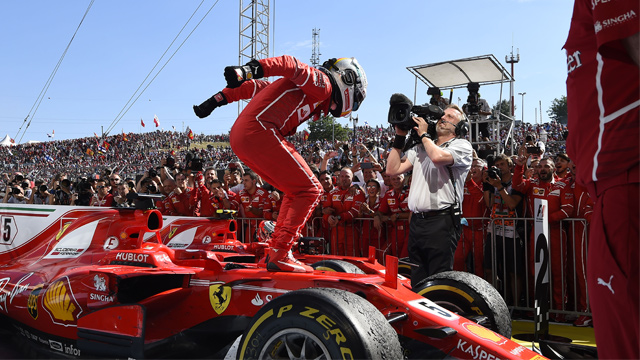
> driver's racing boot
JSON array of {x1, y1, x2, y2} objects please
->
[{"x1": 266, "y1": 248, "x2": 313, "y2": 273}]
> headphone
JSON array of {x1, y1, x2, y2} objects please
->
[{"x1": 454, "y1": 111, "x2": 469, "y2": 138}]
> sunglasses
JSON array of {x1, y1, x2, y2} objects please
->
[{"x1": 96, "y1": 186, "x2": 106, "y2": 189}]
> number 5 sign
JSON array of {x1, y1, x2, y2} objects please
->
[{"x1": 0, "y1": 216, "x2": 18, "y2": 245}]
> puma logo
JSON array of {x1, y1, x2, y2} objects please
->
[{"x1": 597, "y1": 275, "x2": 614, "y2": 294}]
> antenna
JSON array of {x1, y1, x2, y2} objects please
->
[
  {"x1": 505, "y1": 46, "x2": 520, "y2": 117},
  {"x1": 311, "y1": 28, "x2": 321, "y2": 67}
]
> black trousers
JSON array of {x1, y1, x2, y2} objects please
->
[{"x1": 408, "y1": 212, "x2": 461, "y2": 287}]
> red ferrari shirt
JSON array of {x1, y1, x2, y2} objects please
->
[
  {"x1": 378, "y1": 187, "x2": 410, "y2": 215},
  {"x1": 238, "y1": 188, "x2": 272, "y2": 219},
  {"x1": 563, "y1": 0, "x2": 639, "y2": 187},
  {"x1": 322, "y1": 186, "x2": 365, "y2": 224}
]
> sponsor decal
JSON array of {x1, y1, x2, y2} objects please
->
[
  {"x1": 595, "y1": 10, "x2": 637, "y2": 33},
  {"x1": 43, "y1": 277, "x2": 82, "y2": 326},
  {"x1": 408, "y1": 298, "x2": 459, "y2": 321},
  {"x1": 49, "y1": 340, "x2": 63, "y2": 352},
  {"x1": 457, "y1": 339, "x2": 502, "y2": 360},
  {"x1": 10, "y1": 272, "x2": 33, "y2": 304},
  {"x1": 0, "y1": 215, "x2": 17, "y2": 245},
  {"x1": 591, "y1": 0, "x2": 610, "y2": 9},
  {"x1": 462, "y1": 322, "x2": 507, "y2": 345},
  {"x1": 388, "y1": 198, "x2": 396, "y2": 205},
  {"x1": 89, "y1": 293, "x2": 114, "y2": 303},
  {"x1": 115, "y1": 252, "x2": 149, "y2": 263},
  {"x1": 119, "y1": 231, "x2": 127, "y2": 239},
  {"x1": 209, "y1": 284, "x2": 231, "y2": 315},
  {"x1": 212, "y1": 244, "x2": 234, "y2": 251},
  {"x1": 0, "y1": 277, "x2": 10, "y2": 312},
  {"x1": 533, "y1": 187, "x2": 545, "y2": 196},
  {"x1": 298, "y1": 105, "x2": 311, "y2": 120},
  {"x1": 168, "y1": 227, "x2": 179, "y2": 239},
  {"x1": 510, "y1": 346, "x2": 527, "y2": 357},
  {"x1": 251, "y1": 293, "x2": 273, "y2": 306},
  {"x1": 55, "y1": 222, "x2": 72, "y2": 241},
  {"x1": 103, "y1": 236, "x2": 119, "y2": 250},
  {"x1": 28, "y1": 284, "x2": 44, "y2": 319},
  {"x1": 46, "y1": 219, "x2": 99, "y2": 259},
  {"x1": 203, "y1": 235, "x2": 212, "y2": 244},
  {"x1": 94, "y1": 274, "x2": 107, "y2": 292},
  {"x1": 155, "y1": 253, "x2": 171, "y2": 263}
]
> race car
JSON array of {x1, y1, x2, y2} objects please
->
[{"x1": 0, "y1": 203, "x2": 547, "y2": 359}]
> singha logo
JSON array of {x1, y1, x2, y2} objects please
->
[{"x1": 94, "y1": 275, "x2": 107, "y2": 292}]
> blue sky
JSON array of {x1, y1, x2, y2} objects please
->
[{"x1": 0, "y1": 0, "x2": 574, "y2": 143}]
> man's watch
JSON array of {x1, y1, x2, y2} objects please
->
[
  {"x1": 420, "y1": 133, "x2": 429, "y2": 140},
  {"x1": 336, "y1": 215, "x2": 342, "y2": 220}
]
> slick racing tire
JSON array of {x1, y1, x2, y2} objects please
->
[
  {"x1": 236, "y1": 288, "x2": 403, "y2": 360},
  {"x1": 413, "y1": 271, "x2": 511, "y2": 338},
  {"x1": 311, "y1": 259, "x2": 365, "y2": 274}
]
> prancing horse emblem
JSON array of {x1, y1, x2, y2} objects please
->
[{"x1": 209, "y1": 284, "x2": 231, "y2": 315}]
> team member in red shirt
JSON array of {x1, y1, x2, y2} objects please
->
[
  {"x1": 360, "y1": 179, "x2": 384, "y2": 260},
  {"x1": 165, "y1": 174, "x2": 196, "y2": 216},
  {"x1": 512, "y1": 156, "x2": 558, "y2": 312},
  {"x1": 564, "y1": 0, "x2": 638, "y2": 355},
  {"x1": 454, "y1": 158, "x2": 488, "y2": 277},
  {"x1": 237, "y1": 172, "x2": 272, "y2": 242},
  {"x1": 90, "y1": 179, "x2": 114, "y2": 207},
  {"x1": 194, "y1": 55, "x2": 367, "y2": 272},
  {"x1": 198, "y1": 179, "x2": 236, "y2": 217},
  {"x1": 322, "y1": 168, "x2": 365, "y2": 256},
  {"x1": 374, "y1": 174, "x2": 410, "y2": 258}
]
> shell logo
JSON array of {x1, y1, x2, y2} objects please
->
[
  {"x1": 43, "y1": 277, "x2": 82, "y2": 326},
  {"x1": 462, "y1": 322, "x2": 506, "y2": 344}
]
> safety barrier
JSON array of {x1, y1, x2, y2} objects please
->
[{"x1": 233, "y1": 215, "x2": 591, "y2": 319}]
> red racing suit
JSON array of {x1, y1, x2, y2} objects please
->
[
  {"x1": 322, "y1": 186, "x2": 365, "y2": 256},
  {"x1": 223, "y1": 56, "x2": 331, "y2": 251},
  {"x1": 564, "y1": 1, "x2": 639, "y2": 356},
  {"x1": 238, "y1": 187, "x2": 272, "y2": 242},
  {"x1": 454, "y1": 178, "x2": 487, "y2": 276},
  {"x1": 568, "y1": 180, "x2": 593, "y2": 313},
  {"x1": 378, "y1": 186, "x2": 410, "y2": 258}
]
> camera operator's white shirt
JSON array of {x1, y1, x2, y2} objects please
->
[{"x1": 405, "y1": 138, "x2": 473, "y2": 212}]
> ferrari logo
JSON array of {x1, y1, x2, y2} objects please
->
[
  {"x1": 56, "y1": 222, "x2": 72, "y2": 241},
  {"x1": 209, "y1": 284, "x2": 231, "y2": 315},
  {"x1": 168, "y1": 227, "x2": 178, "y2": 239}
]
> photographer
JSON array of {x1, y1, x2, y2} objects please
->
[
  {"x1": 518, "y1": 133, "x2": 545, "y2": 160},
  {"x1": 29, "y1": 181, "x2": 52, "y2": 205},
  {"x1": 387, "y1": 103, "x2": 473, "y2": 286},
  {"x1": 3, "y1": 185, "x2": 26, "y2": 204}
]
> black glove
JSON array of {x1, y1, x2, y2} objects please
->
[
  {"x1": 193, "y1": 91, "x2": 228, "y2": 119},
  {"x1": 224, "y1": 59, "x2": 264, "y2": 88}
]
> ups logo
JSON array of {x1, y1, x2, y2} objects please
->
[{"x1": 27, "y1": 284, "x2": 44, "y2": 320}]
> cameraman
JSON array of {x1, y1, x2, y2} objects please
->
[
  {"x1": 387, "y1": 104, "x2": 473, "y2": 286},
  {"x1": 518, "y1": 133, "x2": 545, "y2": 159}
]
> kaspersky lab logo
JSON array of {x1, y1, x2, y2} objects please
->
[{"x1": 43, "y1": 277, "x2": 82, "y2": 326}]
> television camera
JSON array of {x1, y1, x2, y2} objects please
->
[{"x1": 388, "y1": 93, "x2": 443, "y2": 151}]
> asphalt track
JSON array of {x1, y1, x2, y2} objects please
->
[{"x1": 0, "y1": 320, "x2": 595, "y2": 359}]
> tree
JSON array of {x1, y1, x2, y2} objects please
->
[
  {"x1": 547, "y1": 95, "x2": 567, "y2": 124},
  {"x1": 307, "y1": 115, "x2": 351, "y2": 143},
  {"x1": 492, "y1": 99, "x2": 513, "y2": 118}
]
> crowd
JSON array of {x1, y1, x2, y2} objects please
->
[{"x1": 1, "y1": 120, "x2": 586, "y2": 321}]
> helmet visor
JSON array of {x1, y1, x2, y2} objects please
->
[{"x1": 352, "y1": 88, "x2": 365, "y2": 112}]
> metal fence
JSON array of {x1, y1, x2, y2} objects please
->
[{"x1": 233, "y1": 215, "x2": 591, "y2": 319}]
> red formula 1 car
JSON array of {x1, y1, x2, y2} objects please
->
[{"x1": 0, "y1": 204, "x2": 547, "y2": 359}]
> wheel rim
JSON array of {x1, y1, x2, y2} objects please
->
[{"x1": 259, "y1": 328, "x2": 331, "y2": 360}]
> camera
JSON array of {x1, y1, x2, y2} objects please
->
[
  {"x1": 388, "y1": 93, "x2": 442, "y2": 133},
  {"x1": 185, "y1": 151, "x2": 203, "y2": 172},
  {"x1": 39, "y1": 184, "x2": 48, "y2": 193},
  {"x1": 166, "y1": 156, "x2": 176, "y2": 169},
  {"x1": 525, "y1": 135, "x2": 533, "y2": 142},
  {"x1": 465, "y1": 82, "x2": 481, "y2": 115},
  {"x1": 526, "y1": 146, "x2": 542, "y2": 155},
  {"x1": 149, "y1": 168, "x2": 158, "y2": 178},
  {"x1": 12, "y1": 187, "x2": 21, "y2": 195},
  {"x1": 487, "y1": 166, "x2": 502, "y2": 180},
  {"x1": 146, "y1": 183, "x2": 157, "y2": 193}
]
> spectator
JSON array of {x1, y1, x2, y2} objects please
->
[
  {"x1": 108, "y1": 173, "x2": 121, "y2": 196},
  {"x1": 113, "y1": 182, "x2": 133, "y2": 208},
  {"x1": 323, "y1": 168, "x2": 365, "y2": 256},
  {"x1": 165, "y1": 174, "x2": 194, "y2": 216},
  {"x1": 198, "y1": 179, "x2": 235, "y2": 217},
  {"x1": 91, "y1": 179, "x2": 114, "y2": 207},
  {"x1": 454, "y1": 157, "x2": 488, "y2": 277},
  {"x1": 483, "y1": 153, "x2": 525, "y2": 305},
  {"x1": 554, "y1": 153, "x2": 571, "y2": 180},
  {"x1": 374, "y1": 173, "x2": 410, "y2": 258},
  {"x1": 360, "y1": 178, "x2": 384, "y2": 259},
  {"x1": 237, "y1": 171, "x2": 272, "y2": 242},
  {"x1": 51, "y1": 179, "x2": 74, "y2": 205},
  {"x1": 3, "y1": 185, "x2": 26, "y2": 204}
]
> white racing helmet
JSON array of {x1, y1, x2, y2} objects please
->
[{"x1": 320, "y1": 57, "x2": 368, "y2": 118}]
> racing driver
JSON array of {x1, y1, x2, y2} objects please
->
[{"x1": 193, "y1": 55, "x2": 368, "y2": 272}]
